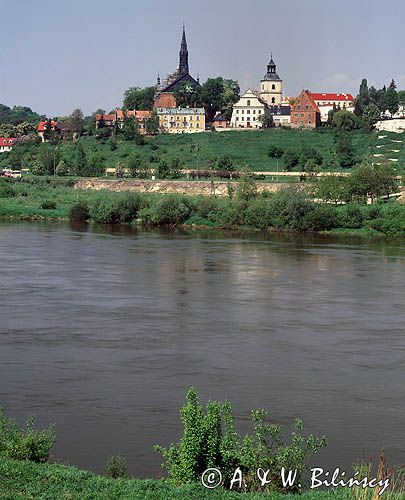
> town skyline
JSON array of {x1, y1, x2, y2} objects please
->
[{"x1": 1, "y1": 0, "x2": 404, "y2": 116}]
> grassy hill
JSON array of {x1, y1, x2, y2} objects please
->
[{"x1": 60, "y1": 129, "x2": 380, "y2": 172}]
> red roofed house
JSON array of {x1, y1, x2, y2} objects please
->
[
  {"x1": 290, "y1": 90, "x2": 321, "y2": 129},
  {"x1": 37, "y1": 120, "x2": 71, "y2": 142},
  {"x1": 0, "y1": 138, "x2": 17, "y2": 153},
  {"x1": 95, "y1": 109, "x2": 151, "y2": 134},
  {"x1": 311, "y1": 93, "x2": 355, "y2": 123}
]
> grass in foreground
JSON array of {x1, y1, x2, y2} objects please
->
[{"x1": 0, "y1": 455, "x2": 357, "y2": 500}]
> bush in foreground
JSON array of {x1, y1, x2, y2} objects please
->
[
  {"x1": 0, "y1": 406, "x2": 55, "y2": 463},
  {"x1": 69, "y1": 200, "x2": 90, "y2": 222},
  {"x1": 155, "y1": 388, "x2": 327, "y2": 493}
]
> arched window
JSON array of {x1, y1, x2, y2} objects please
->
[
  {"x1": 247, "y1": 100, "x2": 251, "y2": 106},
  {"x1": 272, "y1": 97, "x2": 276, "y2": 104},
  {"x1": 272, "y1": 84, "x2": 275, "y2": 90}
]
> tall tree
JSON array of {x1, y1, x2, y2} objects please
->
[
  {"x1": 354, "y1": 78, "x2": 370, "y2": 116},
  {"x1": 362, "y1": 103, "x2": 381, "y2": 131},
  {"x1": 384, "y1": 84, "x2": 399, "y2": 116},
  {"x1": 123, "y1": 86, "x2": 156, "y2": 110},
  {"x1": 75, "y1": 141, "x2": 87, "y2": 176},
  {"x1": 68, "y1": 109, "x2": 84, "y2": 135}
]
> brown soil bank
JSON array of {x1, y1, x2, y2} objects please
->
[{"x1": 74, "y1": 179, "x2": 295, "y2": 196}]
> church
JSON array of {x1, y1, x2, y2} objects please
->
[
  {"x1": 230, "y1": 55, "x2": 291, "y2": 128},
  {"x1": 154, "y1": 26, "x2": 200, "y2": 109}
]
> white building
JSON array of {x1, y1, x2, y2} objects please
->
[
  {"x1": 230, "y1": 90, "x2": 267, "y2": 129},
  {"x1": 375, "y1": 119, "x2": 405, "y2": 133},
  {"x1": 311, "y1": 93, "x2": 355, "y2": 123}
]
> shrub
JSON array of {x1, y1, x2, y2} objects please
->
[
  {"x1": 301, "y1": 204, "x2": 337, "y2": 231},
  {"x1": 193, "y1": 196, "x2": 219, "y2": 218},
  {"x1": 0, "y1": 183, "x2": 15, "y2": 198},
  {"x1": 369, "y1": 204, "x2": 405, "y2": 235},
  {"x1": 69, "y1": 200, "x2": 90, "y2": 222},
  {"x1": 337, "y1": 204, "x2": 364, "y2": 228},
  {"x1": 244, "y1": 199, "x2": 271, "y2": 229},
  {"x1": 155, "y1": 388, "x2": 326, "y2": 493},
  {"x1": 0, "y1": 406, "x2": 55, "y2": 463},
  {"x1": 267, "y1": 189, "x2": 314, "y2": 231},
  {"x1": 40, "y1": 200, "x2": 57, "y2": 210},
  {"x1": 105, "y1": 455, "x2": 128, "y2": 479},
  {"x1": 139, "y1": 195, "x2": 191, "y2": 226}
]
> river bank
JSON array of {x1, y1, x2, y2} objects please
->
[{"x1": 0, "y1": 456, "x2": 367, "y2": 500}]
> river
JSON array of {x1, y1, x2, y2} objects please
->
[{"x1": 0, "y1": 222, "x2": 404, "y2": 477}]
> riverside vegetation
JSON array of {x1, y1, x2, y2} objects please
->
[
  {"x1": 1, "y1": 390, "x2": 404, "y2": 499},
  {"x1": 0, "y1": 173, "x2": 404, "y2": 235}
]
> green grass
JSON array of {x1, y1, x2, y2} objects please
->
[
  {"x1": 59, "y1": 129, "x2": 382, "y2": 172},
  {"x1": 0, "y1": 455, "x2": 367, "y2": 500}
]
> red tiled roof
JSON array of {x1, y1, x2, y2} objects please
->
[
  {"x1": 37, "y1": 120, "x2": 58, "y2": 132},
  {"x1": 311, "y1": 93, "x2": 354, "y2": 102},
  {"x1": 0, "y1": 138, "x2": 17, "y2": 147},
  {"x1": 96, "y1": 110, "x2": 151, "y2": 122},
  {"x1": 95, "y1": 114, "x2": 115, "y2": 121}
]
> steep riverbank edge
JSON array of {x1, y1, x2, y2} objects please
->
[{"x1": 0, "y1": 455, "x2": 365, "y2": 499}]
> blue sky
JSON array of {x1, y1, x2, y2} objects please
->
[{"x1": 0, "y1": 0, "x2": 404, "y2": 116}]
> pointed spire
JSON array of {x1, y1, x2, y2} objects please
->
[{"x1": 179, "y1": 24, "x2": 189, "y2": 76}]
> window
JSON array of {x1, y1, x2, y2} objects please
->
[
  {"x1": 241, "y1": 110, "x2": 244, "y2": 114},
  {"x1": 297, "y1": 105, "x2": 301, "y2": 109},
  {"x1": 262, "y1": 85, "x2": 264, "y2": 91},
  {"x1": 301, "y1": 113, "x2": 304, "y2": 117},
  {"x1": 236, "y1": 110, "x2": 239, "y2": 114},
  {"x1": 247, "y1": 100, "x2": 251, "y2": 106},
  {"x1": 196, "y1": 123, "x2": 200, "y2": 128},
  {"x1": 236, "y1": 117, "x2": 239, "y2": 121},
  {"x1": 247, "y1": 109, "x2": 250, "y2": 114},
  {"x1": 272, "y1": 84, "x2": 275, "y2": 90},
  {"x1": 253, "y1": 110, "x2": 256, "y2": 114},
  {"x1": 272, "y1": 97, "x2": 276, "y2": 104},
  {"x1": 241, "y1": 117, "x2": 244, "y2": 121}
]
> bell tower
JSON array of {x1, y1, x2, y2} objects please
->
[
  {"x1": 179, "y1": 25, "x2": 189, "y2": 76},
  {"x1": 260, "y1": 54, "x2": 283, "y2": 106}
]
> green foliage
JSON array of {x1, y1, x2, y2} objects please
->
[
  {"x1": 361, "y1": 103, "x2": 381, "y2": 131},
  {"x1": 75, "y1": 142, "x2": 87, "y2": 175},
  {"x1": 236, "y1": 167, "x2": 257, "y2": 201},
  {"x1": 335, "y1": 132, "x2": 357, "y2": 168},
  {"x1": 123, "y1": 86, "x2": 156, "y2": 110},
  {"x1": 55, "y1": 160, "x2": 69, "y2": 176},
  {"x1": 282, "y1": 150, "x2": 299, "y2": 171},
  {"x1": 155, "y1": 388, "x2": 326, "y2": 493},
  {"x1": 127, "y1": 153, "x2": 143, "y2": 178},
  {"x1": 200, "y1": 78, "x2": 240, "y2": 122},
  {"x1": 0, "y1": 103, "x2": 43, "y2": 126},
  {"x1": 85, "y1": 152, "x2": 104, "y2": 177},
  {"x1": 69, "y1": 200, "x2": 90, "y2": 222},
  {"x1": 369, "y1": 203, "x2": 405, "y2": 235},
  {"x1": 336, "y1": 204, "x2": 364, "y2": 228},
  {"x1": 384, "y1": 84, "x2": 399, "y2": 116},
  {"x1": 157, "y1": 158, "x2": 183, "y2": 179},
  {"x1": 0, "y1": 454, "x2": 355, "y2": 500},
  {"x1": 89, "y1": 193, "x2": 144, "y2": 224},
  {"x1": 105, "y1": 455, "x2": 128, "y2": 479},
  {"x1": 348, "y1": 163, "x2": 397, "y2": 200},
  {"x1": 139, "y1": 195, "x2": 191, "y2": 226},
  {"x1": 0, "y1": 406, "x2": 55, "y2": 463},
  {"x1": 37, "y1": 143, "x2": 57, "y2": 175},
  {"x1": 40, "y1": 200, "x2": 57, "y2": 210},
  {"x1": 315, "y1": 175, "x2": 351, "y2": 204},
  {"x1": 268, "y1": 146, "x2": 284, "y2": 159},
  {"x1": 332, "y1": 110, "x2": 358, "y2": 131}
]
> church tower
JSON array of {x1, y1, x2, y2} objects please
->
[
  {"x1": 178, "y1": 25, "x2": 189, "y2": 76},
  {"x1": 260, "y1": 54, "x2": 283, "y2": 106}
]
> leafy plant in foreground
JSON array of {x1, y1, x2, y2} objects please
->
[{"x1": 155, "y1": 388, "x2": 327, "y2": 493}]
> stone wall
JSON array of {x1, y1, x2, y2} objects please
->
[{"x1": 74, "y1": 179, "x2": 295, "y2": 197}]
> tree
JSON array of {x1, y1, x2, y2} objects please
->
[
  {"x1": 362, "y1": 103, "x2": 381, "y2": 131},
  {"x1": 123, "y1": 86, "x2": 156, "y2": 110},
  {"x1": 145, "y1": 109, "x2": 160, "y2": 135},
  {"x1": 398, "y1": 90, "x2": 405, "y2": 114},
  {"x1": 55, "y1": 160, "x2": 69, "y2": 176},
  {"x1": 198, "y1": 77, "x2": 240, "y2": 123},
  {"x1": 68, "y1": 109, "x2": 84, "y2": 135},
  {"x1": 127, "y1": 153, "x2": 143, "y2": 178},
  {"x1": 268, "y1": 145, "x2": 284, "y2": 159},
  {"x1": 75, "y1": 141, "x2": 87, "y2": 176},
  {"x1": 157, "y1": 158, "x2": 183, "y2": 179},
  {"x1": 85, "y1": 152, "x2": 104, "y2": 176},
  {"x1": 37, "y1": 143, "x2": 56, "y2": 174},
  {"x1": 282, "y1": 150, "x2": 299, "y2": 171},
  {"x1": 30, "y1": 160, "x2": 46, "y2": 175},
  {"x1": 348, "y1": 163, "x2": 397, "y2": 201},
  {"x1": 258, "y1": 112, "x2": 273, "y2": 128},
  {"x1": 354, "y1": 78, "x2": 369, "y2": 115},
  {"x1": 115, "y1": 161, "x2": 125, "y2": 179},
  {"x1": 332, "y1": 110, "x2": 358, "y2": 130},
  {"x1": 173, "y1": 82, "x2": 202, "y2": 108},
  {"x1": 315, "y1": 175, "x2": 351, "y2": 204},
  {"x1": 384, "y1": 84, "x2": 399, "y2": 116},
  {"x1": 335, "y1": 131, "x2": 357, "y2": 168}
]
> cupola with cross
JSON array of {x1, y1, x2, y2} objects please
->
[{"x1": 260, "y1": 53, "x2": 283, "y2": 106}]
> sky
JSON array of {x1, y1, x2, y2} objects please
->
[{"x1": 1, "y1": 0, "x2": 404, "y2": 117}]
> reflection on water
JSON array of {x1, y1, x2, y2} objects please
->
[{"x1": 0, "y1": 222, "x2": 404, "y2": 476}]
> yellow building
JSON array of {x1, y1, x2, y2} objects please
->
[{"x1": 157, "y1": 107, "x2": 205, "y2": 133}]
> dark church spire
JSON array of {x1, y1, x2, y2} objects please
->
[{"x1": 179, "y1": 25, "x2": 189, "y2": 76}]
